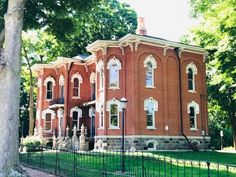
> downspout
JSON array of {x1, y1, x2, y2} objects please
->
[
  {"x1": 174, "y1": 47, "x2": 198, "y2": 151},
  {"x1": 66, "y1": 62, "x2": 73, "y2": 131}
]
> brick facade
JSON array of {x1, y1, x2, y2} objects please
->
[{"x1": 32, "y1": 33, "x2": 209, "y2": 150}]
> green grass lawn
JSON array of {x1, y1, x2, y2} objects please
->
[
  {"x1": 151, "y1": 151, "x2": 236, "y2": 165},
  {"x1": 20, "y1": 150, "x2": 236, "y2": 177}
]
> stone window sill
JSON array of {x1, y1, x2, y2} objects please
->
[
  {"x1": 188, "y1": 90, "x2": 196, "y2": 93},
  {"x1": 108, "y1": 87, "x2": 120, "y2": 90},
  {"x1": 108, "y1": 127, "x2": 120, "y2": 130},
  {"x1": 146, "y1": 127, "x2": 157, "y2": 130},
  {"x1": 190, "y1": 128, "x2": 198, "y2": 131}
]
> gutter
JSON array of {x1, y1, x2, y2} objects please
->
[{"x1": 174, "y1": 47, "x2": 198, "y2": 151}]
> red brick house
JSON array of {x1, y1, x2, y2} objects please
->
[{"x1": 32, "y1": 22, "x2": 209, "y2": 150}]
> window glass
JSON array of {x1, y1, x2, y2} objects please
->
[
  {"x1": 100, "y1": 105, "x2": 104, "y2": 128},
  {"x1": 73, "y1": 78, "x2": 79, "y2": 97},
  {"x1": 146, "y1": 62, "x2": 153, "y2": 87},
  {"x1": 45, "y1": 113, "x2": 51, "y2": 130},
  {"x1": 72, "y1": 111, "x2": 78, "y2": 128},
  {"x1": 46, "y1": 81, "x2": 53, "y2": 99},
  {"x1": 110, "y1": 64, "x2": 119, "y2": 87},
  {"x1": 146, "y1": 101, "x2": 154, "y2": 127},
  {"x1": 188, "y1": 68, "x2": 194, "y2": 90},
  {"x1": 189, "y1": 107, "x2": 195, "y2": 128},
  {"x1": 110, "y1": 104, "x2": 118, "y2": 127}
]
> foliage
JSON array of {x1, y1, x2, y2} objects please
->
[
  {"x1": 187, "y1": 0, "x2": 236, "y2": 147},
  {"x1": 22, "y1": 136, "x2": 43, "y2": 152}
]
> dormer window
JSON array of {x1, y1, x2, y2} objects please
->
[
  {"x1": 144, "y1": 55, "x2": 157, "y2": 88},
  {"x1": 107, "y1": 57, "x2": 121, "y2": 89}
]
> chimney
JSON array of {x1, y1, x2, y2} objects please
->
[{"x1": 136, "y1": 17, "x2": 147, "y2": 35}]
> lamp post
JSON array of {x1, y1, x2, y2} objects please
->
[
  {"x1": 220, "y1": 130, "x2": 223, "y2": 150},
  {"x1": 120, "y1": 97, "x2": 127, "y2": 173}
]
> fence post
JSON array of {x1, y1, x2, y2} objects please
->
[
  {"x1": 141, "y1": 151, "x2": 145, "y2": 177},
  {"x1": 73, "y1": 150, "x2": 76, "y2": 177},
  {"x1": 55, "y1": 148, "x2": 58, "y2": 175},
  {"x1": 207, "y1": 161, "x2": 210, "y2": 177}
]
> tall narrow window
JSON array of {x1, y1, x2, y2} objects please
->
[
  {"x1": 110, "y1": 104, "x2": 118, "y2": 128},
  {"x1": 60, "y1": 85, "x2": 64, "y2": 99},
  {"x1": 188, "y1": 68, "x2": 194, "y2": 90},
  {"x1": 73, "y1": 78, "x2": 79, "y2": 97},
  {"x1": 144, "y1": 55, "x2": 157, "y2": 88},
  {"x1": 59, "y1": 74, "x2": 64, "y2": 100},
  {"x1": 71, "y1": 73, "x2": 83, "y2": 98},
  {"x1": 186, "y1": 63, "x2": 197, "y2": 92},
  {"x1": 187, "y1": 101, "x2": 199, "y2": 130},
  {"x1": 99, "y1": 105, "x2": 104, "y2": 128},
  {"x1": 146, "y1": 101, "x2": 155, "y2": 127},
  {"x1": 100, "y1": 68, "x2": 104, "y2": 89},
  {"x1": 189, "y1": 107, "x2": 196, "y2": 129},
  {"x1": 144, "y1": 97, "x2": 158, "y2": 129},
  {"x1": 146, "y1": 62, "x2": 153, "y2": 87},
  {"x1": 46, "y1": 81, "x2": 53, "y2": 99},
  {"x1": 90, "y1": 72, "x2": 96, "y2": 100},
  {"x1": 107, "y1": 57, "x2": 121, "y2": 89},
  {"x1": 45, "y1": 113, "x2": 52, "y2": 131},
  {"x1": 72, "y1": 111, "x2": 79, "y2": 129}
]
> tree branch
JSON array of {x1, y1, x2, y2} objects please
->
[{"x1": 0, "y1": 28, "x2": 5, "y2": 48}]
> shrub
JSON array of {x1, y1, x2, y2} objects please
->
[{"x1": 22, "y1": 136, "x2": 42, "y2": 152}]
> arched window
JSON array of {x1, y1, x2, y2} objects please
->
[
  {"x1": 146, "y1": 140, "x2": 158, "y2": 151},
  {"x1": 187, "y1": 101, "x2": 199, "y2": 130},
  {"x1": 144, "y1": 55, "x2": 157, "y2": 88},
  {"x1": 59, "y1": 74, "x2": 65, "y2": 99},
  {"x1": 71, "y1": 73, "x2": 83, "y2": 98},
  {"x1": 144, "y1": 97, "x2": 158, "y2": 129},
  {"x1": 186, "y1": 63, "x2": 197, "y2": 92},
  {"x1": 107, "y1": 57, "x2": 121, "y2": 89},
  {"x1": 90, "y1": 72, "x2": 96, "y2": 100},
  {"x1": 46, "y1": 81, "x2": 53, "y2": 99},
  {"x1": 44, "y1": 76, "x2": 55, "y2": 100},
  {"x1": 70, "y1": 106, "x2": 82, "y2": 130},
  {"x1": 106, "y1": 98, "x2": 121, "y2": 129},
  {"x1": 42, "y1": 108, "x2": 55, "y2": 131}
]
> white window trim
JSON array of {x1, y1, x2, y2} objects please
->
[
  {"x1": 70, "y1": 106, "x2": 82, "y2": 130},
  {"x1": 71, "y1": 73, "x2": 83, "y2": 99},
  {"x1": 146, "y1": 140, "x2": 158, "y2": 151},
  {"x1": 107, "y1": 57, "x2": 121, "y2": 89},
  {"x1": 44, "y1": 76, "x2": 56, "y2": 100},
  {"x1": 97, "y1": 60, "x2": 104, "y2": 91},
  {"x1": 144, "y1": 97, "x2": 158, "y2": 129},
  {"x1": 98, "y1": 105, "x2": 104, "y2": 129},
  {"x1": 89, "y1": 71, "x2": 96, "y2": 84},
  {"x1": 106, "y1": 98, "x2": 122, "y2": 129},
  {"x1": 144, "y1": 55, "x2": 157, "y2": 88},
  {"x1": 186, "y1": 62, "x2": 197, "y2": 92},
  {"x1": 42, "y1": 108, "x2": 56, "y2": 132},
  {"x1": 59, "y1": 74, "x2": 65, "y2": 86},
  {"x1": 187, "y1": 101, "x2": 199, "y2": 130}
]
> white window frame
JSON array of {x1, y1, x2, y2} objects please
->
[
  {"x1": 186, "y1": 62, "x2": 197, "y2": 93},
  {"x1": 59, "y1": 74, "x2": 65, "y2": 99},
  {"x1": 99, "y1": 105, "x2": 104, "y2": 129},
  {"x1": 146, "y1": 140, "x2": 158, "y2": 151},
  {"x1": 97, "y1": 60, "x2": 104, "y2": 91},
  {"x1": 107, "y1": 57, "x2": 121, "y2": 89},
  {"x1": 70, "y1": 106, "x2": 82, "y2": 130},
  {"x1": 44, "y1": 76, "x2": 56, "y2": 100},
  {"x1": 106, "y1": 98, "x2": 122, "y2": 129},
  {"x1": 42, "y1": 108, "x2": 56, "y2": 132},
  {"x1": 144, "y1": 97, "x2": 158, "y2": 129},
  {"x1": 144, "y1": 55, "x2": 157, "y2": 88},
  {"x1": 71, "y1": 73, "x2": 83, "y2": 99},
  {"x1": 187, "y1": 101, "x2": 199, "y2": 130}
]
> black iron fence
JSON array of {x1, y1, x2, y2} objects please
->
[{"x1": 19, "y1": 146, "x2": 236, "y2": 177}]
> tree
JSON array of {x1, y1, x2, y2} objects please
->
[
  {"x1": 188, "y1": 0, "x2": 236, "y2": 149},
  {"x1": 0, "y1": 0, "x2": 26, "y2": 176}
]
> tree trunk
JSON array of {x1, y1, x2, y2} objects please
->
[
  {"x1": 0, "y1": 0, "x2": 26, "y2": 176},
  {"x1": 23, "y1": 47, "x2": 35, "y2": 136}
]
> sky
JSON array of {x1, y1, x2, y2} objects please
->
[{"x1": 119, "y1": 0, "x2": 199, "y2": 42}]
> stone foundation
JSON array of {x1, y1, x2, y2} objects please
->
[{"x1": 94, "y1": 136, "x2": 210, "y2": 151}]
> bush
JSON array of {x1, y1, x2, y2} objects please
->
[{"x1": 22, "y1": 136, "x2": 42, "y2": 152}]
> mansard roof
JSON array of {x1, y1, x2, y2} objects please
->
[{"x1": 86, "y1": 33, "x2": 206, "y2": 55}]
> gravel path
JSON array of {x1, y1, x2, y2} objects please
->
[{"x1": 21, "y1": 165, "x2": 56, "y2": 177}]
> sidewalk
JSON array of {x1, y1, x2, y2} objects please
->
[{"x1": 21, "y1": 165, "x2": 56, "y2": 177}]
